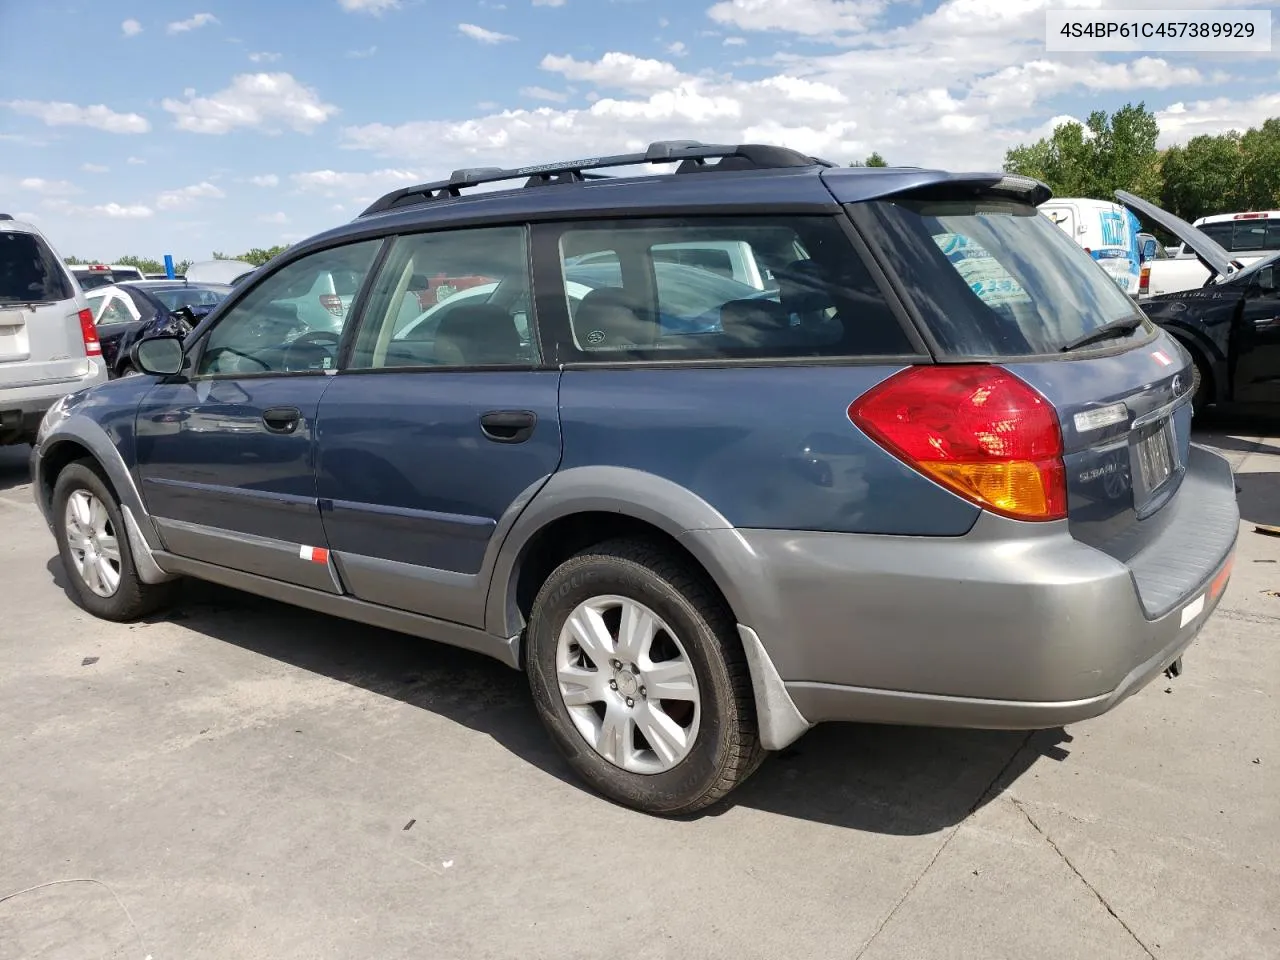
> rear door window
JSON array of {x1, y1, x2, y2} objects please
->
[
  {"x1": 546, "y1": 217, "x2": 914, "y2": 361},
  {"x1": 0, "y1": 231, "x2": 73, "y2": 303},
  {"x1": 858, "y1": 195, "x2": 1147, "y2": 357}
]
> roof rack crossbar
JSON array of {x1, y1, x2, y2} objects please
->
[{"x1": 359, "y1": 140, "x2": 831, "y2": 217}]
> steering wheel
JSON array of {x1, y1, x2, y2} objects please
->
[{"x1": 284, "y1": 329, "x2": 342, "y2": 370}]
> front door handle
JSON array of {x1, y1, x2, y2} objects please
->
[
  {"x1": 262, "y1": 405, "x2": 302, "y2": 434},
  {"x1": 480, "y1": 410, "x2": 536, "y2": 444}
]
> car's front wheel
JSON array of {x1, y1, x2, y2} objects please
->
[
  {"x1": 53, "y1": 461, "x2": 175, "y2": 621},
  {"x1": 525, "y1": 538, "x2": 764, "y2": 815}
]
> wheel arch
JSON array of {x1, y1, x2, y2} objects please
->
[{"x1": 485, "y1": 467, "x2": 756, "y2": 648}]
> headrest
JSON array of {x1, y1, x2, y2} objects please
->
[
  {"x1": 574, "y1": 287, "x2": 655, "y2": 348},
  {"x1": 435, "y1": 304, "x2": 522, "y2": 365},
  {"x1": 776, "y1": 259, "x2": 835, "y2": 316}
]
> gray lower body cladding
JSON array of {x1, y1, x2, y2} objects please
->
[{"x1": 690, "y1": 444, "x2": 1238, "y2": 732}]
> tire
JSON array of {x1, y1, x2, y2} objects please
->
[
  {"x1": 52, "y1": 460, "x2": 176, "y2": 621},
  {"x1": 1186, "y1": 348, "x2": 1212, "y2": 418},
  {"x1": 525, "y1": 537, "x2": 764, "y2": 815}
]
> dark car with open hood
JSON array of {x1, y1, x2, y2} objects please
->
[{"x1": 1119, "y1": 190, "x2": 1280, "y2": 416}]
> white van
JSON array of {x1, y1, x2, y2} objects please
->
[{"x1": 1040, "y1": 198, "x2": 1142, "y2": 298}]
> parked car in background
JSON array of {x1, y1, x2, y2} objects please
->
[
  {"x1": 1121, "y1": 191, "x2": 1280, "y2": 415},
  {"x1": 185, "y1": 259, "x2": 257, "y2": 286},
  {"x1": 69, "y1": 263, "x2": 146, "y2": 292},
  {"x1": 31, "y1": 143, "x2": 1238, "y2": 815},
  {"x1": 1139, "y1": 209, "x2": 1280, "y2": 297},
  {"x1": 145, "y1": 272, "x2": 186, "y2": 281},
  {"x1": 85, "y1": 281, "x2": 230, "y2": 377},
  {"x1": 1041, "y1": 197, "x2": 1143, "y2": 298},
  {"x1": 0, "y1": 214, "x2": 106, "y2": 446}
]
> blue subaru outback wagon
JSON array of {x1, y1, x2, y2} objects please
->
[{"x1": 32, "y1": 141, "x2": 1240, "y2": 815}]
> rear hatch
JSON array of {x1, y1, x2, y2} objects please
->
[
  {"x1": 849, "y1": 183, "x2": 1226, "y2": 608},
  {"x1": 0, "y1": 229, "x2": 93, "y2": 389}
]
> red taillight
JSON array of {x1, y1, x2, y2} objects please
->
[
  {"x1": 77, "y1": 308, "x2": 101, "y2": 357},
  {"x1": 849, "y1": 365, "x2": 1067, "y2": 521},
  {"x1": 319, "y1": 294, "x2": 344, "y2": 317},
  {"x1": 1139, "y1": 265, "x2": 1150, "y2": 293}
]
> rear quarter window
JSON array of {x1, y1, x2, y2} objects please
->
[
  {"x1": 0, "y1": 231, "x2": 74, "y2": 303},
  {"x1": 858, "y1": 196, "x2": 1146, "y2": 357}
]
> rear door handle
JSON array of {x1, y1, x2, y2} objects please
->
[
  {"x1": 480, "y1": 410, "x2": 536, "y2": 444},
  {"x1": 262, "y1": 405, "x2": 302, "y2": 434}
]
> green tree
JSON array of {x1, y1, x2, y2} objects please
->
[
  {"x1": 237, "y1": 245, "x2": 290, "y2": 267},
  {"x1": 849, "y1": 152, "x2": 889, "y2": 167},
  {"x1": 1004, "y1": 102, "x2": 1161, "y2": 200},
  {"x1": 1159, "y1": 134, "x2": 1245, "y2": 221},
  {"x1": 63, "y1": 255, "x2": 90, "y2": 265},
  {"x1": 1239, "y1": 117, "x2": 1280, "y2": 210}
]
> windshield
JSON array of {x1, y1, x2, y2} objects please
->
[
  {"x1": 861, "y1": 196, "x2": 1147, "y2": 356},
  {"x1": 148, "y1": 285, "x2": 228, "y2": 311},
  {"x1": 1197, "y1": 219, "x2": 1280, "y2": 254}
]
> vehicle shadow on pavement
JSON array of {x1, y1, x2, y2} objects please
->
[
  {"x1": 0, "y1": 445, "x2": 32, "y2": 493},
  {"x1": 46, "y1": 558, "x2": 1067, "y2": 834},
  {"x1": 1197, "y1": 412, "x2": 1280, "y2": 529}
]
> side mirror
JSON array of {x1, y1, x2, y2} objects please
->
[
  {"x1": 1257, "y1": 266, "x2": 1276, "y2": 294},
  {"x1": 131, "y1": 335, "x2": 185, "y2": 377}
]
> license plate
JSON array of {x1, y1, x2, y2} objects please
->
[{"x1": 1136, "y1": 421, "x2": 1175, "y2": 491}]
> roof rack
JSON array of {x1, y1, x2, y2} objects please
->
[{"x1": 358, "y1": 140, "x2": 833, "y2": 218}]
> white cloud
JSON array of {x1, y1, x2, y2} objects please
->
[
  {"x1": 127, "y1": 156, "x2": 147, "y2": 165},
  {"x1": 121, "y1": 18, "x2": 142, "y2": 37},
  {"x1": 520, "y1": 86, "x2": 569, "y2": 102},
  {"x1": 167, "y1": 12, "x2": 218, "y2": 34},
  {"x1": 1155, "y1": 91, "x2": 1280, "y2": 145},
  {"x1": 346, "y1": 46, "x2": 378, "y2": 58},
  {"x1": 19, "y1": 178, "x2": 80, "y2": 196},
  {"x1": 14, "y1": 211, "x2": 38, "y2": 222},
  {"x1": 666, "y1": 41, "x2": 688, "y2": 56},
  {"x1": 971, "y1": 57, "x2": 1203, "y2": 116},
  {"x1": 94, "y1": 203, "x2": 154, "y2": 219},
  {"x1": 291, "y1": 168, "x2": 424, "y2": 197},
  {"x1": 458, "y1": 23, "x2": 517, "y2": 43},
  {"x1": 339, "y1": 0, "x2": 399, "y2": 12},
  {"x1": 248, "y1": 51, "x2": 282, "y2": 63},
  {"x1": 724, "y1": 36, "x2": 746, "y2": 45},
  {"x1": 156, "y1": 181, "x2": 226, "y2": 209},
  {"x1": 81, "y1": 163, "x2": 110, "y2": 173},
  {"x1": 540, "y1": 52, "x2": 685, "y2": 91},
  {"x1": 659, "y1": 17, "x2": 670, "y2": 27},
  {"x1": 162, "y1": 73, "x2": 338, "y2": 134},
  {"x1": 249, "y1": 174, "x2": 280, "y2": 186},
  {"x1": 533, "y1": 0, "x2": 566, "y2": 5},
  {"x1": 707, "y1": 0, "x2": 886, "y2": 37},
  {"x1": 45, "y1": 199, "x2": 153, "y2": 219},
  {"x1": 4, "y1": 99, "x2": 150, "y2": 134},
  {"x1": 259, "y1": 212, "x2": 290, "y2": 224}
]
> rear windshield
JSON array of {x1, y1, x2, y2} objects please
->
[
  {"x1": 73, "y1": 270, "x2": 116, "y2": 291},
  {"x1": 0, "y1": 231, "x2": 74, "y2": 303},
  {"x1": 1197, "y1": 219, "x2": 1280, "y2": 253},
  {"x1": 861, "y1": 196, "x2": 1145, "y2": 357}
]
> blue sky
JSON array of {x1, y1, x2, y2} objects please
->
[{"x1": 1, "y1": 0, "x2": 1276, "y2": 261}]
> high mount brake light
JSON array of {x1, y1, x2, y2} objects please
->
[{"x1": 849, "y1": 365, "x2": 1067, "y2": 521}]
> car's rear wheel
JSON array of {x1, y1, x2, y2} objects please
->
[
  {"x1": 525, "y1": 538, "x2": 764, "y2": 815},
  {"x1": 53, "y1": 461, "x2": 175, "y2": 621},
  {"x1": 1186, "y1": 347, "x2": 1212, "y2": 418}
]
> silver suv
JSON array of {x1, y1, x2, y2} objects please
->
[{"x1": 0, "y1": 215, "x2": 107, "y2": 446}]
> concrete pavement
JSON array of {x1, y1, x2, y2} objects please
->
[{"x1": 1, "y1": 421, "x2": 1277, "y2": 960}]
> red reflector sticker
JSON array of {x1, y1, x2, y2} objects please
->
[
  {"x1": 299, "y1": 545, "x2": 330, "y2": 564},
  {"x1": 1152, "y1": 350, "x2": 1173, "y2": 366}
]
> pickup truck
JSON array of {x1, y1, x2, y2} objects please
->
[{"x1": 1143, "y1": 210, "x2": 1280, "y2": 297}]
